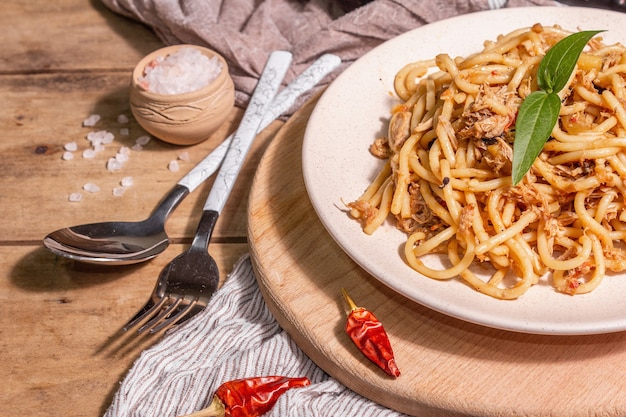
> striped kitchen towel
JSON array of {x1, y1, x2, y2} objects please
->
[{"x1": 104, "y1": 254, "x2": 409, "y2": 417}]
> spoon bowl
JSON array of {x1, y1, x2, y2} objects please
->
[{"x1": 43, "y1": 185, "x2": 189, "y2": 265}]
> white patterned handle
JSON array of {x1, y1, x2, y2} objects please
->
[
  {"x1": 177, "y1": 53, "x2": 341, "y2": 193},
  {"x1": 203, "y1": 50, "x2": 292, "y2": 213}
]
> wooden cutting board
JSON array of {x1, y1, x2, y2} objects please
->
[{"x1": 247, "y1": 96, "x2": 626, "y2": 417}]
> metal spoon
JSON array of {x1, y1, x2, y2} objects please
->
[{"x1": 43, "y1": 53, "x2": 341, "y2": 265}]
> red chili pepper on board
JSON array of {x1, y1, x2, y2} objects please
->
[
  {"x1": 179, "y1": 376, "x2": 310, "y2": 417},
  {"x1": 342, "y1": 288, "x2": 401, "y2": 378}
]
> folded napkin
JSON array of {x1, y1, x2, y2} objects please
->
[
  {"x1": 104, "y1": 255, "x2": 408, "y2": 417},
  {"x1": 102, "y1": 0, "x2": 560, "y2": 115}
]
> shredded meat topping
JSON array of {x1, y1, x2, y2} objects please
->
[
  {"x1": 458, "y1": 85, "x2": 517, "y2": 141},
  {"x1": 370, "y1": 137, "x2": 390, "y2": 158},
  {"x1": 395, "y1": 182, "x2": 443, "y2": 236}
]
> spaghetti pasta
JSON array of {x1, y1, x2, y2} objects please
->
[{"x1": 348, "y1": 23, "x2": 626, "y2": 299}]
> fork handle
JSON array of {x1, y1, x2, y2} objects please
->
[
  {"x1": 203, "y1": 50, "x2": 293, "y2": 213},
  {"x1": 191, "y1": 210, "x2": 219, "y2": 250}
]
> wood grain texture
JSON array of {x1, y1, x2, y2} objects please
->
[
  {"x1": 0, "y1": 70, "x2": 280, "y2": 242},
  {"x1": 1, "y1": 242, "x2": 249, "y2": 417},
  {"x1": 248, "y1": 95, "x2": 626, "y2": 417},
  {"x1": 0, "y1": 0, "x2": 162, "y2": 73}
]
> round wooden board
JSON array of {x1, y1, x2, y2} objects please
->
[{"x1": 247, "y1": 96, "x2": 626, "y2": 417}]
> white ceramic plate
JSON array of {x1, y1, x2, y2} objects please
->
[{"x1": 302, "y1": 6, "x2": 626, "y2": 335}]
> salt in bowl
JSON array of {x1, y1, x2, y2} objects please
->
[{"x1": 130, "y1": 45, "x2": 235, "y2": 145}]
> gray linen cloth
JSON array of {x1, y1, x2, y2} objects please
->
[{"x1": 102, "y1": 1, "x2": 562, "y2": 416}]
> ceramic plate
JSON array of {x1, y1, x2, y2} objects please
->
[{"x1": 302, "y1": 6, "x2": 626, "y2": 335}]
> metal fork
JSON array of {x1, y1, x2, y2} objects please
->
[
  {"x1": 123, "y1": 52, "x2": 341, "y2": 334},
  {"x1": 122, "y1": 210, "x2": 220, "y2": 333},
  {"x1": 123, "y1": 50, "x2": 293, "y2": 334}
]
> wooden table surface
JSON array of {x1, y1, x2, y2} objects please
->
[{"x1": 1, "y1": 1, "x2": 283, "y2": 415}]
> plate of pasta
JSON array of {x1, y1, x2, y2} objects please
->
[{"x1": 302, "y1": 6, "x2": 626, "y2": 335}]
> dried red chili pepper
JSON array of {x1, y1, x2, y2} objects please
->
[
  {"x1": 342, "y1": 288, "x2": 401, "y2": 377},
  {"x1": 179, "y1": 375, "x2": 310, "y2": 417}
]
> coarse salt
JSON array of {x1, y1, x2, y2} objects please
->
[
  {"x1": 68, "y1": 192, "x2": 83, "y2": 202},
  {"x1": 64, "y1": 142, "x2": 78, "y2": 152},
  {"x1": 82, "y1": 114, "x2": 101, "y2": 127},
  {"x1": 87, "y1": 130, "x2": 115, "y2": 146},
  {"x1": 139, "y1": 47, "x2": 222, "y2": 95},
  {"x1": 83, "y1": 183, "x2": 101, "y2": 193},
  {"x1": 135, "y1": 135, "x2": 151, "y2": 146},
  {"x1": 107, "y1": 158, "x2": 122, "y2": 171},
  {"x1": 63, "y1": 112, "x2": 188, "y2": 204},
  {"x1": 168, "y1": 160, "x2": 180, "y2": 172},
  {"x1": 112, "y1": 186, "x2": 126, "y2": 196},
  {"x1": 121, "y1": 176, "x2": 134, "y2": 187},
  {"x1": 115, "y1": 152, "x2": 129, "y2": 164}
]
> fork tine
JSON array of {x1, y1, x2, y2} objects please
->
[
  {"x1": 149, "y1": 297, "x2": 200, "y2": 334},
  {"x1": 137, "y1": 296, "x2": 183, "y2": 333},
  {"x1": 123, "y1": 296, "x2": 168, "y2": 332}
]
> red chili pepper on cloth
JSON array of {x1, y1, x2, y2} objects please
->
[
  {"x1": 342, "y1": 288, "x2": 401, "y2": 378},
  {"x1": 178, "y1": 375, "x2": 310, "y2": 417}
]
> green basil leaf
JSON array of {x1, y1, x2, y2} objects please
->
[
  {"x1": 537, "y1": 30, "x2": 604, "y2": 93},
  {"x1": 512, "y1": 91, "x2": 561, "y2": 185}
]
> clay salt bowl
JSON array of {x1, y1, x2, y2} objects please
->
[{"x1": 130, "y1": 45, "x2": 235, "y2": 145}]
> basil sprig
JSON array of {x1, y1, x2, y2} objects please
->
[{"x1": 511, "y1": 30, "x2": 604, "y2": 185}]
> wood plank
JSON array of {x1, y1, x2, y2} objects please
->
[
  {"x1": 0, "y1": 0, "x2": 163, "y2": 73},
  {"x1": 1, "y1": 242, "x2": 249, "y2": 417}
]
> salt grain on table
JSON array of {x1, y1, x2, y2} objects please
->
[
  {"x1": 82, "y1": 149, "x2": 96, "y2": 159},
  {"x1": 112, "y1": 186, "x2": 126, "y2": 196},
  {"x1": 82, "y1": 114, "x2": 101, "y2": 127},
  {"x1": 83, "y1": 183, "x2": 101, "y2": 193},
  {"x1": 139, "y1": 47, "x2": 221, "y2": 95},
  {"x1": 87, "y1": 130, "x2": 115, "y2": 145},
  {"x1": 63, "y1": 113, "x2": 186, "y2": 203},
  {"x1": 135, "y1": 135, "x2": 151, "y2": 146},
  {"x1": 68, "y1": 192, "x2": 83, "y2": 202},
  {"x1": 107, "y1": 158, "x2": 122, "y2": 171},
  {"x1": 115, "y1": 152, "x2": 129, "y2": 164},
  {"x1": 168, "y1": 160, "x2": 180, "y2": 172},
  {"x1": 64, "y1": 142, "x2": 78, "y2": 152}
]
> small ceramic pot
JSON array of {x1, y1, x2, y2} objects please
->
[{"x1": 130, "y1": 45, "x2": 235, "y2": 145}]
